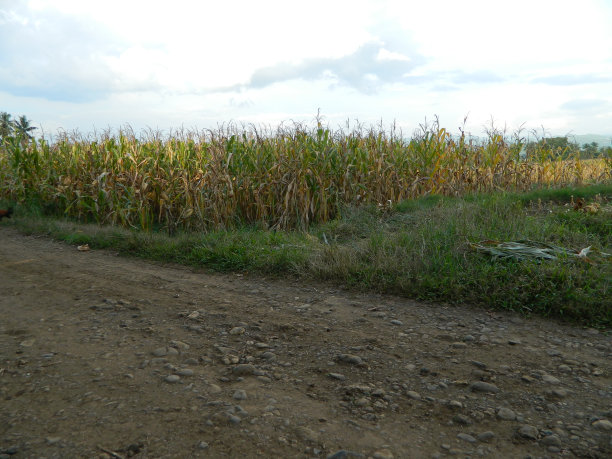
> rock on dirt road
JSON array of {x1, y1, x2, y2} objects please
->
[{"x1": 0, "y1": 227, "x2": 610, "y2": 458}]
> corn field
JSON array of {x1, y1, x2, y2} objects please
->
[{"x1": 1, "y1": 121, "x2": 610, "y2": 231}]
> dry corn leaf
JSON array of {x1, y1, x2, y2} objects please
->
[{"x1": 583, "y1": 203, "x2": 600, "y2": 214}]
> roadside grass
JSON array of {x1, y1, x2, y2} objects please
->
[
  {"x1": 4, "y1": 214, "x2": 311, "y2": 274},
  {"x1": 2, "y1": 184, "x2": 610, "y2": 327}
]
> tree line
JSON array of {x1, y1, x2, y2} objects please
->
[
  {"x1": 0, "y1": 112, "x2": 37, "y2": 141},
  {"x1": 524, "y1": 136, "x2": 612, "y2": 160},
  {"x1": 1, "y1": 112, "x2": 610, "y2": 161}
]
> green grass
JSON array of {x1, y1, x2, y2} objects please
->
[
  {"x1": 2, "y1": 184, "x2": 611, "y2": 328},
  {"x1": 509, "y1": 183, "x2": 612, "y2": 205},
  {"x1": 3, "y1": 214, "x2": 311, "y2": 274}
]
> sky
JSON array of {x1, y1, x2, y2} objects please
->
[{"x1": 1, "y1": 0, "x2": 612, "y2": 139}]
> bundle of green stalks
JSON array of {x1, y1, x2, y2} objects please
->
[{"x1": 1, "y1": 120, "x2": 610, "y2": 232}]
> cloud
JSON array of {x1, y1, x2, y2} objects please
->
[
  {"x1": 450, "y1": 71, "x2": 505, "y2": 85},
  {"x1": 0, "y1": 4, "x2": 127, "y2": 102},
  {"x1": 395, "y1": 70, "x2": 505, "y2": 93},
  {"x1": 531, "y1": 74, "x2": 612, "y2": 85},
  {"x1": 560, "y1": 98, "x2": 612, "y2": 114},
  {"x1": 243, "y1": 41, "x2": 426, "y2": 94}
]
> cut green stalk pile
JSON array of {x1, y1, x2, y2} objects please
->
[{"x1": 470, "y1": 239, "x2": 611, "y2": 262}]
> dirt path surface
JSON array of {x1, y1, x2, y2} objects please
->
[{"x1": 0, "y1": 227, "x2": 610, "y2": 459}]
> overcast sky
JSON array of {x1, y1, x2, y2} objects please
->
[{"x1": 1, "y1": 0, "x2": 612, "y2": 138}]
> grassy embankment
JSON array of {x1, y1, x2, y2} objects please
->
[{"x1": 1, "y1": 122, "x2": 610, "y2": 327}]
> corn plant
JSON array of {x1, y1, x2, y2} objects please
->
[{"x1": 1, "y1": 120, "x2": 609, "y2": 232}]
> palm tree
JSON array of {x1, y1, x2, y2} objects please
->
[
  {"x1": 0, "y1": 112, "x2": 13, "y2": 138},
  {"x1": 13, "y1": 115, "x2": 37, "y2": 139}
]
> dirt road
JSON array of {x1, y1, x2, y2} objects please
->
[{"x1": 0, "y1": 227, "x2": 610, "y2": 458}]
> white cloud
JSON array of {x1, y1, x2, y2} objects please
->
[
  {"x1": 242, "y1": 42, "x2": 426, "y2": 94},
  {"x1": 1, "y1": 0, "x2": 612, "y2": 135},
  {"x1": 0, "y1": 2, "x2": 124, "y2": 101},
  {"x1": 390, "y1": 0, "x2": 612, "y2": 70},
  {"x1": 377, "y1": 49, "x2": 412, "y2": 62}
]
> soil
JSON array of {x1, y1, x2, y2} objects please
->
[{"x1": 0, "y1": 227, "x2": 610, "y2": 459}]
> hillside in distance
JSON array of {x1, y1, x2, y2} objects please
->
[{"x1": 569, "y1": 134, "x2": 612, "y2": 147}]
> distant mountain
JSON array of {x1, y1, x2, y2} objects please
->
[{"x1": 568, "y1": 134, "x2": 612, "y2": 148}]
